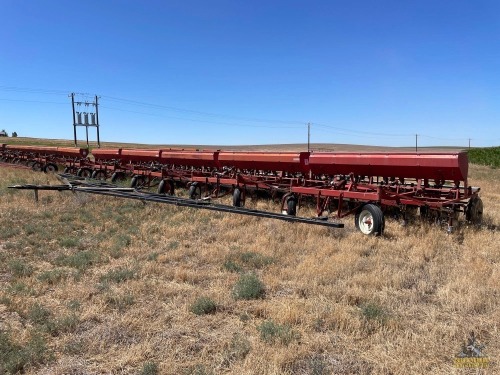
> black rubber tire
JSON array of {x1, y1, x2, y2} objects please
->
[
  {"x1": 77, "y1": 168, "x2": 92, "y2": 178},
  {"x1": 466, "y1": 197, "x2": 483, "y2": 225},
  {"x1": 355, "y1": 203, "x2": 384, "y2": 236},
  {"x1": 92, "y1": 170, "x2": 107, "y2": 180},
  {"x1": 233, "y1": 188, "x2": 242, "y2": 207},
  {"x1": 188, "y1": 183, "x2": 201, "y2": 200},
  {"x1": 167, "y1": 179, "x2": 175, "y2": 195},
  {"x1": 43, "y1": 163, "x2": 58, "y2": 173},
  {"x1": 111, "y1": 172, "x2": 125, "y2": 183},
  {"x1": 130, "y1": 175, "x2": 145, "y2": 188},
  {"x1": 157, "y1": 179, "x2": 172, "y2": 194},
  {"x1": 130, "y1": 176, "x2": 138, "y2": 188},
  {"x1": 32, "y1": 162, "x2": 43, "y2": 172},
  {"x1": 157, "y1": 179, "x2": 165, "y2": 194},
  {"x1": 286, "y1": 196, "x2": 297, "y2": 216}
]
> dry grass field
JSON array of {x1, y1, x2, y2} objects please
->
[
  {"x1": 3, "y1": 136, "x2": 466, "y2": 153},
  {"x1": 0, "y1": 163, "x2": 498, "y2": 374}
]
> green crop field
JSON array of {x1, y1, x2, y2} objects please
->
[{"x1": 468, "y1": 147, "x2": 500, "y2": 168}]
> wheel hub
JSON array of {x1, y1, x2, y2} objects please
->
[{"x1": 359, "y1": 211, "x2": 374, "y2": 234}]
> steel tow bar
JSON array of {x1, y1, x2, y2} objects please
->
[{"x1": 9, "y1": 177, "x2": 344, "y2": 229}]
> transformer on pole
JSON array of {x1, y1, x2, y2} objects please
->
[{"x1": 70, "y1": 93, "x2": 101, "y2": 148}]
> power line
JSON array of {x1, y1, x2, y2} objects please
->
[
  {"x1": 0, "y1": 98, "x2": 67, "y2": 105},
  {"x1": 419, "y1": 134, "x2": 469, "y2": 141},
  {"x1": 101, "y1": 105, "x2": 303, "y2": 129},
  {"x1": 0, "y1": 85, "x2": 497, "y2": 146},
  {"x1": 313, "y1": 122, "x2": 412, "y2": 137},
  {"x1": 0, "y1": 85, "x2": 69, "y2": 96},
  {"x1": 313, "y1": 126, "x2": 410, "y2": 140},
  {"x1": 101, "y1": 95, "x2": 306, "y2": 126},
  {"x1": 0, "y1": 85, "x2": 306, "y2": 128}
]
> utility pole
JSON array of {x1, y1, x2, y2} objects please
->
[
  {"x1": 95, "y1": 95, "x2": 101, "y2": 147},
  {"x1": 468, "y1": 138, "x2": 471, "y2": 149},
  {"x1": 71, "y1": 93, "x2": 77, "y2": 146},
  {"x1": 69, "y1": 93, "x2": 101, "y2": 148},
  {"x1": 415, "y1": 134, "x2": 418, "y2": 152},
  {"x1": 307, "y1": 122, "x2": 311, "y2": 152}
]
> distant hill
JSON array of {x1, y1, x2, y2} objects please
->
[{"x1": 2, "y1": 136, "x2": 467, "y2": 153}]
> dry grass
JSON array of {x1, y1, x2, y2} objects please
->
[
  {"x1": 0, "y1": 164, "x2": 498, "y2": 374},
  {"x1": 3, "y1": 136, "x2": 466, "y2": 152}
]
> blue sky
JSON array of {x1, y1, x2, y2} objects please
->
[{"x1": 1, "y1": 0, "x2": 499, "y2": 147}]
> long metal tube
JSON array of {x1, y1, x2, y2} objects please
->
[
  {"x1": 8, "y1": 183, "x2": 344, "y2": 229},
  {"x1": 81, "y1": 188, "x2": 344, "y2": 228}
]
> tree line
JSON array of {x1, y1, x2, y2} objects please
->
[{"x1": 0, "y1": 129, "x2": 17, "y2": 137}]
